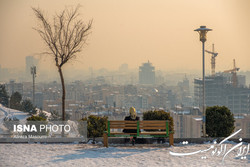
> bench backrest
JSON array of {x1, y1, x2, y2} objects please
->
[
  {"x1": 139, "y1": 120, "x2": 168, "y2": 130},
  {"x1": 108, "y1": 120, "x2": 138, "y2": 129},
  {"x1": 107, "y1": 120, "x2": 169, "y2": 137}
]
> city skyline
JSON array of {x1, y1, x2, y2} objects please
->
[{"x1": 0, "y1": 0, "x2": 250, "y2": 73}]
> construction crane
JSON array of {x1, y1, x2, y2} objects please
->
[
  {"x1": 205, "y1": 44, "x2": 218, "y2": 77},
  {"x1": 224, "y1": 59, "x2": 240, "y2": 87}
]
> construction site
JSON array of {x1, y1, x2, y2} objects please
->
[{"x1": 194, "y1": 44, "x2": 250, "y2": 114}]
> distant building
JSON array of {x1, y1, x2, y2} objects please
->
[
  {"x1": 237, "y1": 75, "x2": 246, "y2": 87},
  {"x1": 223, "y1": 73, "x2": 246, "y2": 87},
  {"x1": 171, "y1": 108, "x2": 250, "y2": 138},
  {"x1": 35, "y1": 92, "x2": 43, "y2": 109},
  {"x1": 167, "y1": 90, "x2": 177, "y2": 109},
  {"x1": 6, "y1": 80, "x2": 23, "y2": 96},
  {"x1": 139, "y1": 61, "x2": 155, "y2": 85},
  {"x1": 119, "y1": 63, "x2": 129, "y2": 72},
  {"x1": 105, "y1": 94, "x2": 115, "y2": 107},
  {"x1": 194, "y1": 75, "x2": 250, "y2": 114},
  {"x1": 170, "y1": 109, "x2": 202, "y2": 138},
  {"x1": 234, "y1": 115, "x2": 250, "y2": 138},
  {"x1": 177, "y1": 76, "x2": 192, "y2": 106},
  {"x1": 137, "y1": 95, "x2": 148, "y2": 109},
  {"x1": 124, "y1": 85, "x2": 137, "y2": 95}
]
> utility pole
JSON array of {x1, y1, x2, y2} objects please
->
[{"x1": 31, "y1": 66, "x2": 36, "y2": 106}]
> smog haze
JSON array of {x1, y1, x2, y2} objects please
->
[{"x1": 0, "y1": 0, "x2": 250, "y2": 73}]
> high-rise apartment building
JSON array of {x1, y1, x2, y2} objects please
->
[
  {"x1": 194, "y1": 75, "x2": 250, "y2": 114},
  {"x1": 139, "y1": 61, "x2": 155, "y2": 85}
]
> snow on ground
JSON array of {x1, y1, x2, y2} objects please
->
[
  {"x1": 0, "y1": 143, "x2": 249, "y2": 167},
  {"x1": 0, "y1": 104, "x2": 29, "y2": 134},
  {"x1": 0, "y1": 104, "x2": 29, "y2": 121},
  {"x1": 0, "y1": 105, "x2": 249, "y2": 166},
  {"x1": 34, "y1": 108, "x2": 51, "y2": 119}
]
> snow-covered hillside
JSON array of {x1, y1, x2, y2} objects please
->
[
  {"x1": 0, "y1": 104, "x2": 29, "y2": 121},
  {"x1": 0, "y1": 104, "x2": 29, "y2": 134}
]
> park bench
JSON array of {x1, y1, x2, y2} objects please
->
[{"x1": 103, "y1": 120, "x2": 174, "y2": 147}]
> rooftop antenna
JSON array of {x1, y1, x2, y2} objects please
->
[{"x1": 31, "y1": 66, "x2": 36, "y2": 105}]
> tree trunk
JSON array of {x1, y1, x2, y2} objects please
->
[{"x1": 58, "y1": 67, "x2": 65, "y2": 121}]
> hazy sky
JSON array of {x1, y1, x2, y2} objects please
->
[{"x1": 0, "y1": 0, "x2": 250, "y2": 73}]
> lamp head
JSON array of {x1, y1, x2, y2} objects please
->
[{"x1": 194, "y1": 26, "x2": 212, "y2": 42}]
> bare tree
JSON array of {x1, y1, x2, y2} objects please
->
[{"x1": 33, "y1": 6, "x2": 92, "y2": 121}]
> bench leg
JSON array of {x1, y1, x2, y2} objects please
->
[
  {"x1": 103, "y1": 132, "x2": 108, "y2": 147},
  {"x1": 169, "y1": 133, "x2": 174, "y2": 146}
]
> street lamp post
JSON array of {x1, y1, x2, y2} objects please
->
[{"x1": 194, "y1": 26, "x2": 212, "y2": 137}]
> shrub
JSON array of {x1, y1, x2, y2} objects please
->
[
  {"x1": 0, "y1": 85, "x2": 9, "y2": 107},
  {"x1": 25, "y1": 115, "x2": 48, "y2": 135},
  {"x1": 27, "y1": 115, "x2": 46, "y2": 121},
  {"x1": 21, "y1": 99, "x2": 35, "y2": 113},
  {"x1": 81, "y1": 115, "x2": 108, "y2": 140},
  {"x1": 206, "y1": 106, "x2": 235, "y2": 137},
  {"x1": 38, "y1": 112, "x2": 48, "y2": 120},
  {"x1": 10, "y1": 92, "x2": 22, "y2": 110},
  {"x1": 143, "y1": 110, "x2": 174, "y2": 132}
]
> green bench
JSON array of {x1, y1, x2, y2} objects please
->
[{"x1": 103, "y1": 120, "x2": 174, "y2": 147}]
